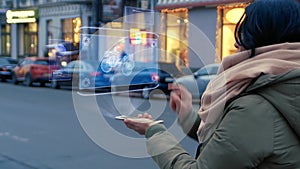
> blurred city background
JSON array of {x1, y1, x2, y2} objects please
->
[
  {"x1": 0, "y1": 0, "x2": 249, "y2": 168},
  {"x1": 0, "y1": 0, "x2": 248, "y2": 68}
]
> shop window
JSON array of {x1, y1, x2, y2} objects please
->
[
  {"x1": 216, "y1": 4, "x2": 246, "y2": 61},
  {"x1": 6, "y1": 1, "x2": 12, "y2": 8},
  {"x1": 46, "y1": 20, "x2": 53, "y2": 45},
  {"x1": 1, "y1": 24, "x2": 11, "y2": 56},
  {"x1": 102, "y1": 0, "x2": 123, "y2": 22},
  {"x1": 24, "y1": 22, "x2": 38, "y2": 56},
  {"x1": 161, "y1": 8, "x2": 189, "y2": 67},
  {"x1": 33, "y1": 0, "x2": 39, "y2": 5},
  {"x1": 62, "y1": 17, "x2": 81, "y2": 48}
]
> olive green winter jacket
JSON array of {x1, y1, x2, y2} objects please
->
[{"x1": 145, "y1": 69, "x2": 300, "y2": 169}]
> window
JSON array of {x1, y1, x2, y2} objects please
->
[
  {"x1": 61, "y1": 17, "x2": 81, "y2": 48},
  {"x1": 6, "y1": 1, "x2": 12, "y2": 8},
  {"x1": 34, "y1": 60, "x2": 57, "y2": 65},
  {"x1": 24, "y1": 22, "x2": 38, "y2": 56},
  {"x1": 102, "y1": 0, "x2": 123, "y2": 22},
  {"x1": 123, "y1": 0, "x2": 137, "y2": 7},
  {"x1": 161, "y1": 8, "x2": 189, "y2": 67},
  {"x1": 1, "y1": 24, "x2": 11, "y2": 56},
  {"x1": 46, "y1": 20, "x2": 53, "y2": 45},
  {"x1": 33, "y1": 0, "x2": 39, "y2": 5},
  {"x1": 216, "y1": 5, "x2": 246, "y2": 60}
]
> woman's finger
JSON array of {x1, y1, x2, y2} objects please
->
[
  {"x1": 124, "y1": 119, "x2": 135, "y2": 129},
  {"x1": 178, "y1": 85, "x2": 191, "y2": 100},
  {"x1": 170, "y1": 91, "x2": 181, "y2": 113},
  {"x1": 143, "y1": 113, "x2": 153, "y2": 119}
]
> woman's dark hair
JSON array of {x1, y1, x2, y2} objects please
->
[{"x1": 234, "y1": 0, "x2": 300, "y2": 57}]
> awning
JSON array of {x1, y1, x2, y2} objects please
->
[{"x1": 155, "y1": 0, "x2": 250, "y2": 10}]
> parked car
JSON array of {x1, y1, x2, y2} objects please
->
[
  {"x1": 0, "y1": 57, "x2": 18, "y2": 82},
  {"x1": 46, "y1": 41, "x2": 79, "y2": 67},
  {"x1": 110, "y1": 62, "x2": 181, "y2": 99},
  {"x1": 51, "y1": 60, "x2": 112, "y2": 89},
  {"x1": 175, "y1": 63, "x2": 220, "y2": 100},
  {"x1": 11, "y1": 57, "x2": 60, "y2": 86}
]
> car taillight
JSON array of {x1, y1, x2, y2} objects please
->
[
  {"x1": 2, "y1": 67, "x2": 6, "y2": 71},
  {"x1": 151, "y1": 73, "x2": 160, "y2": 82},
  {"x1": 90, "y1": 72, "x2": 101, "y2": 76}
]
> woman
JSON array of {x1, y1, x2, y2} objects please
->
[{"x1": 124, "y1": 0, "x2": 300, "y2": 168}]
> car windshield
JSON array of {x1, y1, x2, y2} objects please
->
[
  {"x1": 0, "y1": 58, "x2": 17, "y2": 65},
  {"x1": 197, "y1": 64, "x2": 219, "y2": 76},
  {"x1": 0, "y1": 59, "x2": 9, "y2": 65},
  {"x1": 62, "y1": 42, "x2": 78, "y2": 51},
  {"x1": 8, "y1": 59, "x2": 18, "y2": 64},
  {"x1": 34, "y1": 60, "x2": 57, "y2": 65}
]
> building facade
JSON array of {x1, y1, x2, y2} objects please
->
[
  {"x1": 1, "y1": 0, "x2": 250, "y2": 71},
  {"x1": 0, "y1": 0, "x2": 145, "y2": 60},
  {"x1": 0, "y1": 0, "x2": 12, "y2": 57},
  {"x1": 0, "y1": 0, "x2": 93, "y2": 59},
  {"x1": 155, "y1": 0, "x2": 249, "y2": 70}
]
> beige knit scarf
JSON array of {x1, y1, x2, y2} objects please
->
[{"x1": 198, "y1": 42, "x2": 300, "y2": 143}]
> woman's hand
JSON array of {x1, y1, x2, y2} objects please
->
[
  {"x1": 169, "y1": 84, "x2": 193, "y2": 120},
  {"x1": 124, "y1": 113, "x2": 158, "y2": 135}
]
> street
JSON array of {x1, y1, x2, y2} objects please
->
[{"x1": 0, "y1": 82, "x2": 199, "y2": 169}]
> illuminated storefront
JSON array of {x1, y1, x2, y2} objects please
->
[
  {"x1": 161, "y1": 8, "x2": 189, "y2": 67},
  {"x1": 61, "y1": 17, "x2": 82, "y2": 48},
  {"x1": 24, "y1": 22, "x2": 38, "y2": 56},
  {"x1": 0, "y1": 10, "x2": 10, "y2": 57},
  {"x1": 38, "y1": 3, "x2": 91, "y2": 59},
  {"x1": 6, "y1": 9, "x2": 38, "y2": 24},
  {"x1": 156, "y1": 0, "x2": 249, "y2": 69},
  {"x1": 216, "y1": 4, "x2": 247, "y2": 61},
  {"x1": 1, "y1": 24, "x2": 11, "y2": 56},
  {"x1": 6, "y1": 9, "x2": 39, "y2": 58}
]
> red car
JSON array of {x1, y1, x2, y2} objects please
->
[{"x1": 11, "y1": 57, "x2": 60, "y2": 86}]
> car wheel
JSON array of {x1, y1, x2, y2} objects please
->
[
  {"x1": 11, "y1": 73, "x2": 19, "y2": 85},
  {"x1": 100, "y1": 59, "x2": 112, "y2": 73},
  {"x1": 24, "y1": 73, "x2": 33, "y2": 87},
  {"x1": 80, "y1": 76, "x2": 92, "y2": 88},
  {"x1": 121, "y1": 60, "x2": 134, "y2": 76},
  {"x1": 142, "y1": 87, "x2": 151, "y2": 99},
  {"x1": 40, "y1": 82, "x2": 46, "y2": 87},
  {"x1": 51, "y1": 80, "x2": 60, "y2": 89}
]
